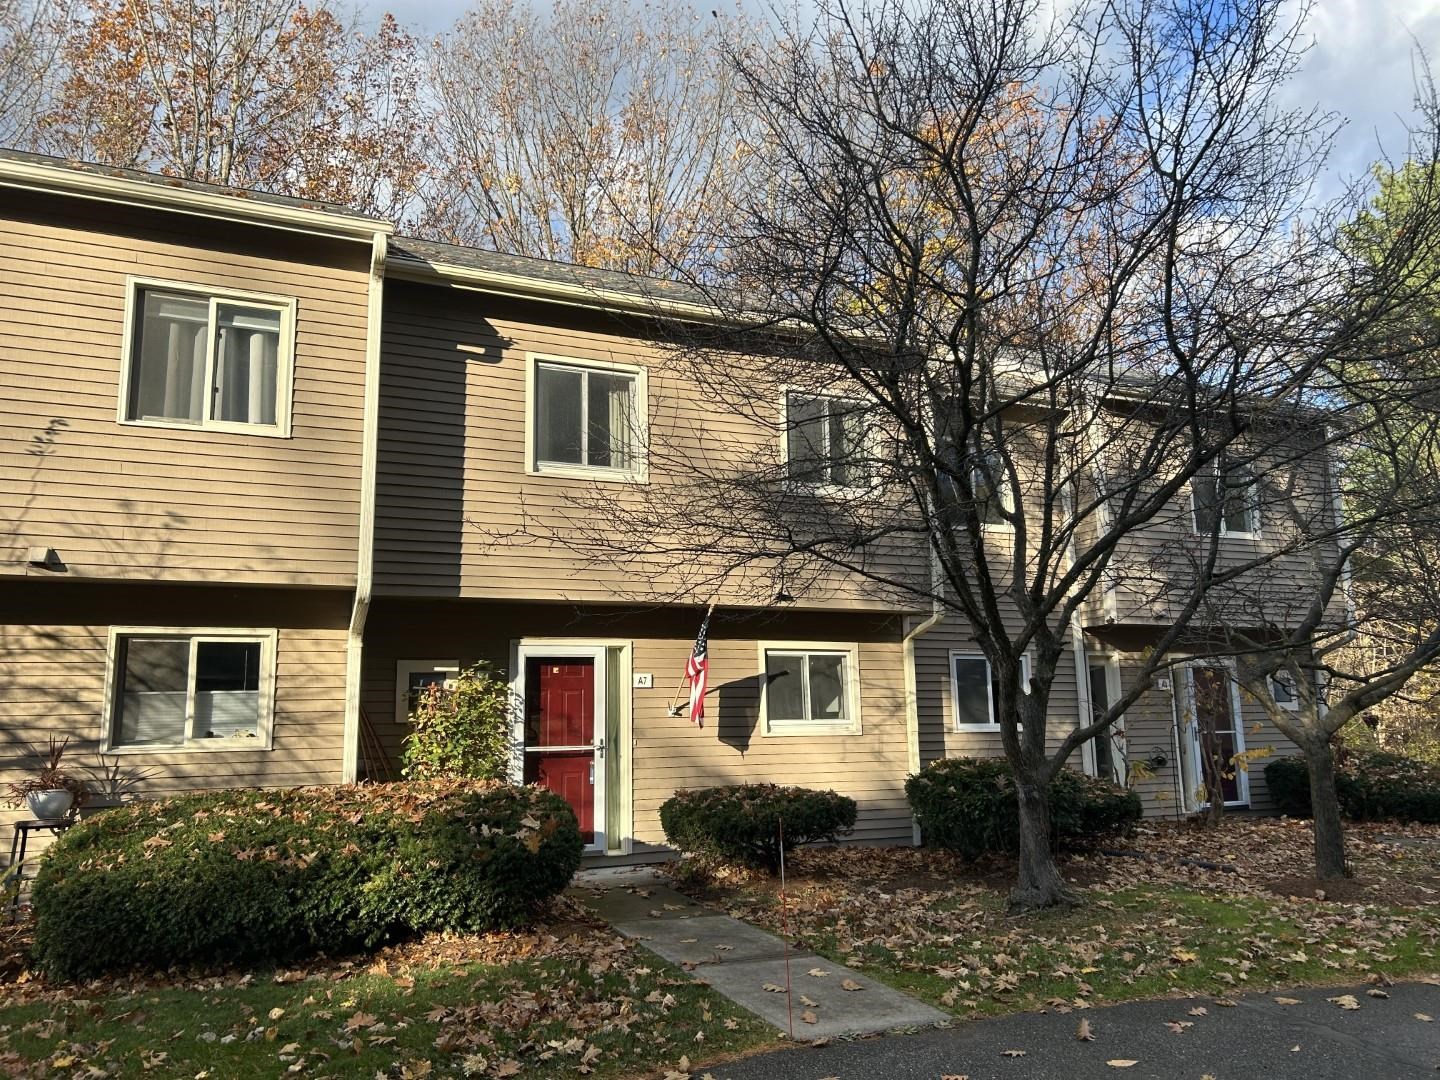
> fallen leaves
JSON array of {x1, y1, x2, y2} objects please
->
[
  {"x1": 1106, "y1": 1060, "x2": 1139, "y2": 1068},
  {"x1": 1076, "y1": 1018, "x2": 1095, "y2": 1041},
  {"x1": 1327, "y1": 995, "x2": 1362, "y2": 1010},
  {"x1": 839, "y1": 979, "x2": 864, "y2": 992},
  {"x1": 1001, "y1": 1048, "x2": 1026, "y2": 1057},
  {"x1": 1273, "y1": 996, "x2": 1302, "y2": 1005}
]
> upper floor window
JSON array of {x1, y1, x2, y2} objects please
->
[
  {"x1": 531, "y1": 357, "x2": 645, "y2": 480},
  {"x1": 122, "y1": 281, "x2": 295, "y2": 436},
  {"x1": 104, "y1": 629, "x2": 275, "y2": 752},
  {"x1": 1192, "y1": 465, "x2": 1259, "y2": 536},
  {"x1": 972, "y1": 450, "x2": 1013, "y2": 527},
  {"x1": 785, "y1": 391, "x2": 865, "y2": 488},
  {"x1": 1268, "y1": 668, "x2": 1300, "y2": 710}
]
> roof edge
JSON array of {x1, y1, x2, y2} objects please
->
[
  {"x1": 0, "y1": 155, "x2": 392, "y2": 243},
  {"x1": 385, "y1": 249, "x2": 732, "y2": 324}
]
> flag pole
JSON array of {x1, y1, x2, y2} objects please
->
[{"x1": 668, "y1": 600, "x2": 716, "y2": 717}]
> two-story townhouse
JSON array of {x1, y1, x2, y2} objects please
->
[
  {"x1": 0, "y1": 151, "x2": 388, "y2": 837},
  {"x1": 0, "y1": 151, "x2": 1336, "y2": 865}
]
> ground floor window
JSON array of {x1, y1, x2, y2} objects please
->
[
  {"x1": 951, "y1": 651, "x2": 1031, "y2": 731},
  {"x1": 761, "y1": 644, "x2": 860, "y2": 734},
  {"x1": 395, "y1": 660, "x2": 460, "y2": 724},
  {"x1": 105, "y1": 629, "x2": 275, "y2": 750}
]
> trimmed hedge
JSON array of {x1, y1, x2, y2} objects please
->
[
  {"x1": 659, "y1": 784, "x2": 857, "y2": 871},
  {"x1": 31, "y1": 781, "x2": 582, "y2": 980},
  {"x1": 1265, "y1": 749, "x2": 1440, "y2": 824},
  {"x1": 905, "y1": 757, "x2": 1142, "y2": 860}
]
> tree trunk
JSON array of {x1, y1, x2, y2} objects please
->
[
  {"x1": 1008, "y1": 777, "x2": 1081, "y2": 912},
  {"x1": 1303, "y1": 739, "x2": 1350, "y2": 880}
]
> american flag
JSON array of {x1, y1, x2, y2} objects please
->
[{"x1": 685, "y1": 609, "x2": 711, "y2": 727}]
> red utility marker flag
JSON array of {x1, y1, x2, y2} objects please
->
[{"x1": 684, "y1": 608, "x2": 711, "y2": 727}]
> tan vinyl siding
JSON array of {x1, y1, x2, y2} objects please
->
[
  {"x1": 0, "y1": 586, "x2": 349, "y2": 856},
  {"x1": 374, "y1": 283, "x2": 924, "y2": 609},
  {"x1": 913, "y1": 612, "x2": 1083, "y2": 770},
  {"x1": 0, "y1": 191, "x2": 370, "y2": 587},
  {"x1": 361, "y1": 600, "x2": 915, "y2": 849}
]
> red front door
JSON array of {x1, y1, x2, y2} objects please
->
[{"x1": 524, "y1": 657, "x2": 597, "y2": 844}]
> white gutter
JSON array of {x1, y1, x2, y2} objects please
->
[
  {"x1": 0, "y1": 156, "x2": 389, "y2": 243},
  {"x1": 385, "y1": 257, "x2": 729, "y2": 325},
  {"x1": 341, "y1": 230, "x2": 388, "y2": 783}
]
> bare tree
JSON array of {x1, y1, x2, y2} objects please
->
[
  {"x1": 552, "y1": 0, "x2": 1440, "y2": 910},
  {"x1": 0, "y1": 0, "x2": 67, "y2": 147},
  {"x1": 423, "y1": 0, "x2": 756, "y2": 274}
]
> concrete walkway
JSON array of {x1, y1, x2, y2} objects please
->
[
  {"x1": 706, "y1": 980, "x2": 1440, "y2": 1079},
  {"x1": 572, "y1": 867, "x2": 949, "y2": 1040}
]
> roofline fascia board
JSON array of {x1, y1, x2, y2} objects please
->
[
  {"x1": 385, "y1": 256, "x2": 738, "y2": 326},
  {"x1": 0, "y1": 158, "x2": 391, "y2": 243}
]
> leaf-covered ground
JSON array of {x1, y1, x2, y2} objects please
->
[
  {"x1": 0, "y1": 899, "x2": 776, "y2": 1079},
  {"x1": 672, "y1": 818, "x2": 1440, "y2": 1020}
]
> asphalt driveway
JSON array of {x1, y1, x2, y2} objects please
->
[{"x1": 708, "y1": 981, "x2": 1440, "y2": 1079}]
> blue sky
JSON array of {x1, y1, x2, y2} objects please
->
[{"x1": 371, "y1": 0, "x2": 1440, "y2": 198}]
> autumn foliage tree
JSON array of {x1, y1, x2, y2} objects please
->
[
  {"x1": 423, "y1": 0, "x2": 755, "y2": 273},
  {"x1": 36, "y1": 0, "x2": 430, "y2": 222}
]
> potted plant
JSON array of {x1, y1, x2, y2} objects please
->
[{"x1": 7, "y1": 737, "x2": 86, "y2": 822}]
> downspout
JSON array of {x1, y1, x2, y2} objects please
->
[
  {"x1": 902, "y1": 529, "x2": 945, "y2": 845},
  {"x1": 341, "y1": 230, "x2": 388, "y2": 783}
]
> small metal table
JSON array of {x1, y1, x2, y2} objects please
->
[{"x1": 7, "y1": 818, "x2": 75, "y2": 920}]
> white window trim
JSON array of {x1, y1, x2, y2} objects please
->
[
  {"x1": 1189, "y1": 466, "x2": 1260, "y2": 539},
  {"x1": 780, "y1": 388, "x2": 876, "y2": 495},
  {"x1": 951, "y1": 649, "x2": 1032, "y2": 732},
  {"x1": 395, "y1": 659, "x2": 460, "y2": 726},
  {"x1": 117, "y1": 275, "x2": 297, "y2": 438},
  {"x1": 100, "y1": 626, "x2": 278, "y2": 754},
  {"x1": 1267, "y1": 669, "x2": 1300, "y2": 711},
  {"x1": 524, "y1": 353, "x2": 649, "y2": 483},
  {"x1": 972, "y1": 451, "x2": 1017, "y2": 533},
  {"x1": 758, "y1": 640, "x2": 863, "y2": 736},
  {"x1": 1179, "y1": 658, "x2": 1252, "y2": 808},
  {"x1": 1082, "y1": 651, "x2": 1126, "y2": 783}
]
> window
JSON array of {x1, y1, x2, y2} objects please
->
[
  {"x1": 396, "y1": 661, "x2": 460, "y2": 724},
  {"x1": 122, "y1": 282, "x2": 294, "y2": 434},
  {"x1": 785, "y1": 392, "x2": 865, "y2": 488},
  {"x1": 531, "y1": 358, "x2": 643, "y2": 477},
  {"x1": 972, "y1": 450, "x2": 1012, "y2": 527},
  {"x1": 1268, "y1": 668, "x2": 1299, "y2": 710},
  {"x1": 761, "y1": 645, "x2": 859, "y2": 734},
  {"x1": 105, "y1": 630, "x2": 274, "y2": 751},
  {"x1": 1192, "y1": 465, "x2": 1259, "y2": 536},
  {"x1": 952, "y1": 651, "x2": 1031, "y2": 730}
]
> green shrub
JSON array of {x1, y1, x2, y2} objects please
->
[
  {"x1": 31, "y1": 781, "x2": 581, "y2": 980},
  {"x1": 1263, "y1": 755, "x2": 1312, "y2": 817},
  {"x1": 905, "y1": 757, "x2": 1142, "y2": 860},
  {"x1": 659, "y1": 784, "x2": 857, "y2": 871},
  {"x1": 1266, "y1": 748, "x2": 1440, "y2": 824},
  {"x1": 402, "y1": 662, "x2": 511, "y2": 780}
]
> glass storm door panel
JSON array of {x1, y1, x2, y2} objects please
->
[
  {"x1": 523, "y1": 657, "x2": 599, "y2": 844},
  {"x1": 1191, "y1": 664, "x2": 1242, "y2": 804}
]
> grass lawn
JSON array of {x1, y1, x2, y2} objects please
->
[
  {"x1": 0, "y1": 902, "x2": 777, "y2": 1079},
  {"x1": 672, "y1": 818, "x2": 1440, "y2": 1020}
]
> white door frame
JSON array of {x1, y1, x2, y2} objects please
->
[
  {"x1": 1082, "y1": 651, "x2": 1125, "y2": 785},
  {"x1": 509, "y1": 639, "x2": 634, "y2": 856},
  {"x1": 1179, "y1": 659, "x2": 1250, "y2": 809},
  {"x1": 510, "y1": 643, "x2": 609, "y2": 854}
]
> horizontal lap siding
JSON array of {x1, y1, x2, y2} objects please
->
[
  {"x1": 913, "y1": 611, "x2": 1082, "y2": 769},
  {"x1": 0, "y1": 593, "x2": 348, "y2": 856},
  {"x1": 0, "y1": 194, "x2": 370, "y2": 588},
  {"x1": 374, "y1": 284, "x2": 925, "y2": 609},
  {"x1": 360, "y1": 601, "x2": 915, "y2": 850}
]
